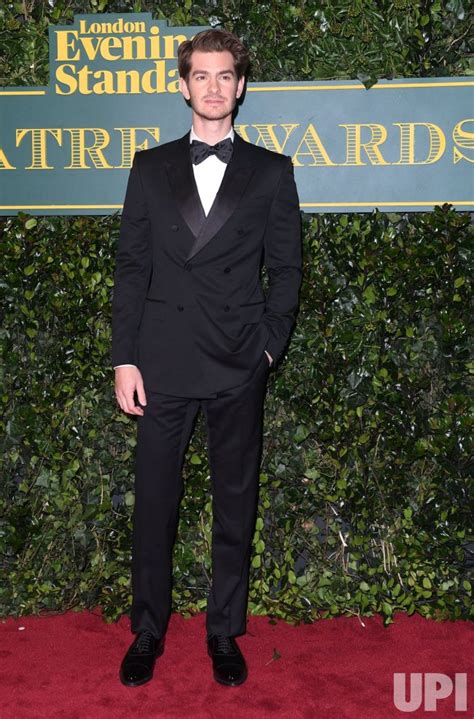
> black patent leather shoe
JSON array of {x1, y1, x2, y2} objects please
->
[
  {"x1": 207, "y1": 634, "x2": 248, "y2": 686},
  {"x1": 119, "y1": 630, "x2": 165, "y2": 687}
]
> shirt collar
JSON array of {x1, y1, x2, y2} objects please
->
[{"x1": 190, "y1": 126, "x2": 234, "y2": 144}]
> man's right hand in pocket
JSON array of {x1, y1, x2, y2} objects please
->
[{"x1": 114, "y1": 365, "x2": 147, "y2": 416}]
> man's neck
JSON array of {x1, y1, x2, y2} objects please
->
[{"x1": 191, "y1": 116, "x2": 233, "y2": 145}]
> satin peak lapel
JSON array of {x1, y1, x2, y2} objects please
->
[
  {"x1": 165, "y1": 135, "x2": 206, "y2": 239},
  {"x1": 186, "y1": 150, "x2": 254, "y2": 262}
]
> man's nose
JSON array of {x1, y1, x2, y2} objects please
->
[{"x1": 207, "y1": 77, "x2": 219, "y2": 93}]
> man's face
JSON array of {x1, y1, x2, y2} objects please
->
[{"x1": 179, "y1": 50, "x2": 245, "y2": 122}]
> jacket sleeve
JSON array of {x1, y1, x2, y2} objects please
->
[
  {"x1": 262, "y1": 156, "x2": 302, "y2": 366},
  {"x1": 111, "y1": 152, "x2": 152, "y2": 367}
]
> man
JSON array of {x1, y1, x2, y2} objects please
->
[{"x1": 113, "y1": 28, "x2": 301, "y2": 688}]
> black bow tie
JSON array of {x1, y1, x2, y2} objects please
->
[{"x1": 190, "y1": 138, "x2": 233, "y2": 165}]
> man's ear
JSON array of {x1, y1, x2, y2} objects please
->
[
  {"x1": 236, "y1": 75, "x2": 245, "y2": 99},
  {"x1": 179, "y1": 76, "x2": 190, "y2": 100}
]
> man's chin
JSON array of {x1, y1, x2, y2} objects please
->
[{"x1": 192, "y1": 105, "x2": 235, "y2": 123}]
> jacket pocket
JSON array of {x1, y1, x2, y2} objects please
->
[
  {"x1": 143, "y1": 297, "x2": 167, "y2": 321},
  {"x1": 145, "y1": 295, "x2": 166, "y2": 303}
]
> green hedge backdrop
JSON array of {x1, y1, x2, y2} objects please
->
[{"x1": 1, "y1": 0, "x2": 473, "y2": 625}]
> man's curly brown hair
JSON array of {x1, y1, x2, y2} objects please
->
[{"x1": 178, "y1": 29, "x2": 250, "y2": 80}]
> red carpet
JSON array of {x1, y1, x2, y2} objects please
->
[{"x1": 0, "y1": 610, "x2": 472, "y2": 718}]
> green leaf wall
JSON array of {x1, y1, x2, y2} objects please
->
[{"x1": 1, "y1": 1, "x2": 473, "y2": 624}]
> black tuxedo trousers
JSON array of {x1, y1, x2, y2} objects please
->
[{"x1": 131, "y1": 351, "x2": 270, "y2": 639}]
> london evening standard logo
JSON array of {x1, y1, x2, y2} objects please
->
[{"x1": 52, "y1": 14, "x2": 195, "y2": 95}]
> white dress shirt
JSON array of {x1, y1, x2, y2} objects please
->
[
  {"x1": 114, "y1": 127, "x2": 272, "y2": 369},
  {"x1": 190, "y1": 126, "x2": 233, "y2": 215}
]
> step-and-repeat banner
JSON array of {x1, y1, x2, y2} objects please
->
[{"x1": 1, "y1": 13, "x2": 473, "y2": 215}]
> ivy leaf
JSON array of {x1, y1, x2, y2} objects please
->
[{"x1": 294, "y1": 425, "x2": 310, "y2": 443}]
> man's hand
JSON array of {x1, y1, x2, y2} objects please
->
[{"x1": 115, "y1": 365, "x2": 147, "y2": 416}]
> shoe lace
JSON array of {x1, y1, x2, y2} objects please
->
[
  {"x1": 214, "y1": 634, "x2": 234, "y2": 654},
  {"x1": 133, "y1": 631, "x2": 155, "y2": 654}
]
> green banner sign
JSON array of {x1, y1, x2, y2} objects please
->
[{"x1": 1, "y1": 12, "x2": 473, "y2": 215}]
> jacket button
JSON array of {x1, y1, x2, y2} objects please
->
[
  {"x1": 171, "y1": 224, "x2": 179, "y2": 232},
  {"x1": 224, "y1": 305, "x2": 230, "y2": 312},
  {"x1": 224, "y1": 267, "x2": 231, "y2": 274},
  {"x1": 177, "y1": 304, "x2": 184, "y2": 311},
  {"x1": 237, "y1": 229, "x2": 244, "y2": 236}
]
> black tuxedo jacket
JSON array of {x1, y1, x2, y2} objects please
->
[{"x1": 112, "y1": 131, "x2": 302, "y2": 398}]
